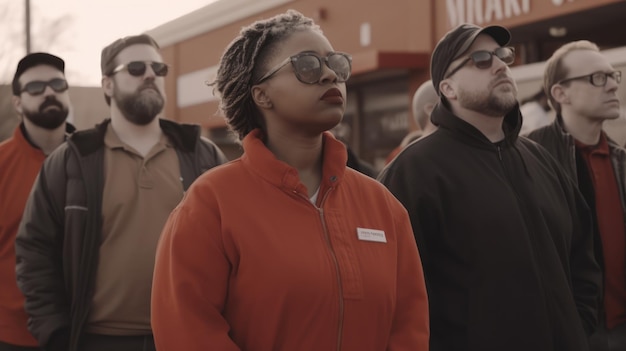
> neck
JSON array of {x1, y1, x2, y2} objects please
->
[
  {"x1": 265, "y1": 129, "x2": 324, "y2": 196},
  {"x1": 23, "y1": 119, "x2": 66, "y2": 155},
  {"x1": 110, "y1": 105, "x2": 162, "y2": 156},
  {"x1": 453, "y1": 105, "x2": 505, "y2": 142},
  {"x1": 560, "y1": 111, "x2": 604, "y2": 145}
]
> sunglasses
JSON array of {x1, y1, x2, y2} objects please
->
[
  {"x1": 256, "y1": 52, "x2": 352, "y2": 85},
  {"x1": 21, "y1": 78, "x2": 69, "y2": 96},
  {"x1": 111, "y1": 61, "x2": 169, "y2": 77},
  {"x1": 446, "y1": 47, "x2": 516, "y2": 78},
  {"x1": 558, "y1": 71, "x2": 622, "y2": 87}
]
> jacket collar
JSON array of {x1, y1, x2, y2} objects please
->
[
  {"x1": 17, "y1": 122, "x2": 76, "y2": 152},
  {"x1": 70, "y1": 118, "x2": 200, "y2": 156},
  {"x1": 431, "y1": 99, "x2": 522, "y2": 149},
  {"x1": 241, "y1": 129, "x2": 347, "y2": 197},
  {"x1": 551, "y1": 113, "x2": 621, "y2": 150}
]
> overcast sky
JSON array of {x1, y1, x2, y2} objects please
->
[{"x1": 0, "y1": 0, "x2": 218, "y2": 86}]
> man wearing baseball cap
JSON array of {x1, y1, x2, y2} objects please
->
[
  {"x1": 0, "y1": 52, "x2": 74, "y2": 351},
  {"x1": 379, "y1": 23, "x2": 600, "y2": 351}
]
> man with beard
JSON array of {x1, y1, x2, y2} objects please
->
[
  {"x1": 378, "y1": 24, "x2": 601, "y2": 351},
  {"x1": 0, "y1": 52, "x2": 73, "y2": 351},
  {"x1": 14, "y1": 34, "x2": 227, "y2": 351},
  {"x1": 528, "y1": 41, "x2": 626, "y2": 351}
]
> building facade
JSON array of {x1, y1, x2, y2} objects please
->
[{"x1": 147, "y1": 0, "x2": 626, "y2": 167}]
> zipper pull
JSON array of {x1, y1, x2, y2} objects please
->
[{"x1": 497, "y1": 146, "x2": 502, "y2": 161}]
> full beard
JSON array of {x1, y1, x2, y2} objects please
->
[
  {"x1": 458, "y1": 78, "x2": 518, "y2": 117},
  {"x1": 23, "y1": 96, "x2": 69, "y2": 130},
  {"x1": 114, "y1": 83, "x2": 165, "y2": 126}
]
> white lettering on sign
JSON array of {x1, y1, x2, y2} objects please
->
[
  {"x1": 552, "y1": 0, "x2": 576, "y2": 5},
  {"x1": 447, "y1": 0, "x2": 530, "y2": 27}
]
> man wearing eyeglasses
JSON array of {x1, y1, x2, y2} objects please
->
[
  {"x1": 528, "y1": 40, "x2": 626, "y2": 351},
  {"x1": 0, "y1": 52, "x2": 74, "y2": 351},
  {"x1": 379, "y1": 24, "x2": 601, "y2": 351},
  {"x1": 14, "y1": 34, "x2": 227, "y2": 351}
]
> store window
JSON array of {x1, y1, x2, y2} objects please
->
[{"x1": 343, "y1": 76, "x2": 410, "y2": 170}]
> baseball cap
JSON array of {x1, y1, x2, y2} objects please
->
[
  {"x1": 12, "y1": 52, "x2": 65, "y2": 95},
  {"x1": 101, "y1": 34, "x2": 160, "y2": 76},
  {"x1": 431, "y1": 23, "x2": 511, "y2": 95}
]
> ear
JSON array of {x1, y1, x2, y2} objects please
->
[
  {"x1": 251, "y1": 85, "x2": 273, "y2": 109},
  {"x1": 12, "y1": 95, "x2": 23, "y2": 115},
  {"x1": 439, "y1": 80, "x2": 456, "y2": 101},
  {"x1": 102, "y1": 76, "x2": 114, "y2": 100},
  {"x1": 550, "y1": 84, "x2": 570, "y2": 105},
  {"x1": 423, "y1": 102, "x2": 435, "y2": 116}
]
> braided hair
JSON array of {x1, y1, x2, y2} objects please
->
[{"x1": 211, "y1": 10, "x2": 321, "y2": 140}]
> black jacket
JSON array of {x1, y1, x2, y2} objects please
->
[
  {"x1": 15, "y1": 119, "x2": 227, "y2": 351},
  {"x1": 378, "y1": 102, "x2": 601, "y2": 351},
  {"x1": 528, "y1": 115, "x2": 626, "y2": 351}
]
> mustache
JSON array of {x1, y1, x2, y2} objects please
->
[
  {"x1": 39, "y1": 96, "x2": 64, "y2": 111},
  {"x1": 139, "y1": 80, "x2": 159, "y2": 91},
  {"x1": 494, "y1": 72, "x2": 512, "y2": 83}
]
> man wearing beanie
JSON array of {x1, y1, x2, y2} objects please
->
[
  {"x1": 379, "y1": 23, "x2": 601, "y2": 351},
  {"x1": 0, "y1": 52, "x2": 74, "y2": 351},
  {"x1": 15, "y1": 34, "x2": 227, "y2": 351}
]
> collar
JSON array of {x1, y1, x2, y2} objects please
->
[
  {"x1": 240, "y1": 129, "x2": 347, "y2": 197},
  {"x1": 17, "y1": 122, "x2": 75, "y2": 153},
  {"x1": 431, "y1": 100, "x2": 522, "y2": 149},
  {"x1": 70, "y1": 118, "x2": 198, "y2": 157},
  {"x1": 104, "y1": 122, "x2": 172, "y2": 153},
  {"x1": 575, "y1": 132, "x2": 610, "y2": 156},
  {"x1": 553, "y1": 114, "x2": 619, "y2": 153}
]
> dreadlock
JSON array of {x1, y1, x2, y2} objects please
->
[{"x1": 211, "y1": 10, "x2": 321, "y2": 140}]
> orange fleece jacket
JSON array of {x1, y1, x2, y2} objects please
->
[
  {"x1": 152, "y1": 130, "x2": 429, "y2": 351},
  {"x1": 0, "y1": 125, "x2": 43, "y2": 347}
]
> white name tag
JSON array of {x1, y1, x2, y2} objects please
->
[{"x1": 357, "y1": 227, "x2": 387, "y2": 243}]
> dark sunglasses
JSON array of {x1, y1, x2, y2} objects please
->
[
  {"x1": 558, "y1": 71, "x2": 622, "y2": 87},
  {"x1": 21, "y1": 78, "x2": 69, "y2": 96},
  {"x1": 446, "y1": 47, "x2": 516, "y2": 78},
  {"x1": 111, "y1": 61, "x2": 169, "y2": 77},
  {"x1": 256, "y1": 52, "x2": 352, "y2": 85}
]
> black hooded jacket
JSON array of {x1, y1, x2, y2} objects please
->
[{"x1": 378, "y1": 102, "x2": 601, "y2": 351}]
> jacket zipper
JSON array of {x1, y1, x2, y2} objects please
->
[{"x1": 294, "y1": 187, "x2": 344, "y2": 351}]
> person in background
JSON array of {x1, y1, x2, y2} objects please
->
[
  {"x1": 331, "y1": 122, "x2": 378, "y2": 177},
  {"x1": 0, "y1": 52, "x2": 74, "y2": 351},
  {"x1": 151, "y1": 10, "x2": 429, "y2": 351},
  {"x1": 379, "y1": 23, "x2": 601, "y2": 351},
  {"x1": 385, "y1": 79, "x2": 438, "y2": 164},
  {"x1": 15, "y1": 34, "x2": 227, "y2": 351},
  {"x1": 519, "y1": 88, "x2": 553, "y2": 135},
  {"x1": 527, "y1": 40, "x2": 625, "y2": 351}
]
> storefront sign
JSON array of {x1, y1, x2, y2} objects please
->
[
  {"x1": 447, "y1": 0, "x2": 531, "y2": 26},
  {"x1": 551, "y1": 0, "x2": 575, "y2": 5}
]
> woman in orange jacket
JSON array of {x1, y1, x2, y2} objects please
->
[{"x1": 151, "y1": 10, "x2": 429, "y2": 351}]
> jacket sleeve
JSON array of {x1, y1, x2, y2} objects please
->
[
  {"x1": 151, "y1": 180, "x2": 241, "y2": 351},
  {"x1": 387, "y1": 202, "x2": 430, "y2": 351},
  {"x1": 15, "y1": 146, "x2": 70, "y2": 348},
  {"x1": 567, "y1": 178, "x2": 602, "y2": 335}
]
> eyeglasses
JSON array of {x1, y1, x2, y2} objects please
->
[
  {"x1": 557, "y1": 71, "x2": 622, "y2": 87},
  {"x1": 110, "y1": 61, "x2": 169, "y2": 77},
  {"x1": 256, "y1": 52, "x2": 352, "y2": 85},
  {"x1": 446, "y1": 47, "x2": 516, "y2": 78},
  {"x1": 21, "y1": 78, "x2": 69, "y2": 96}
]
